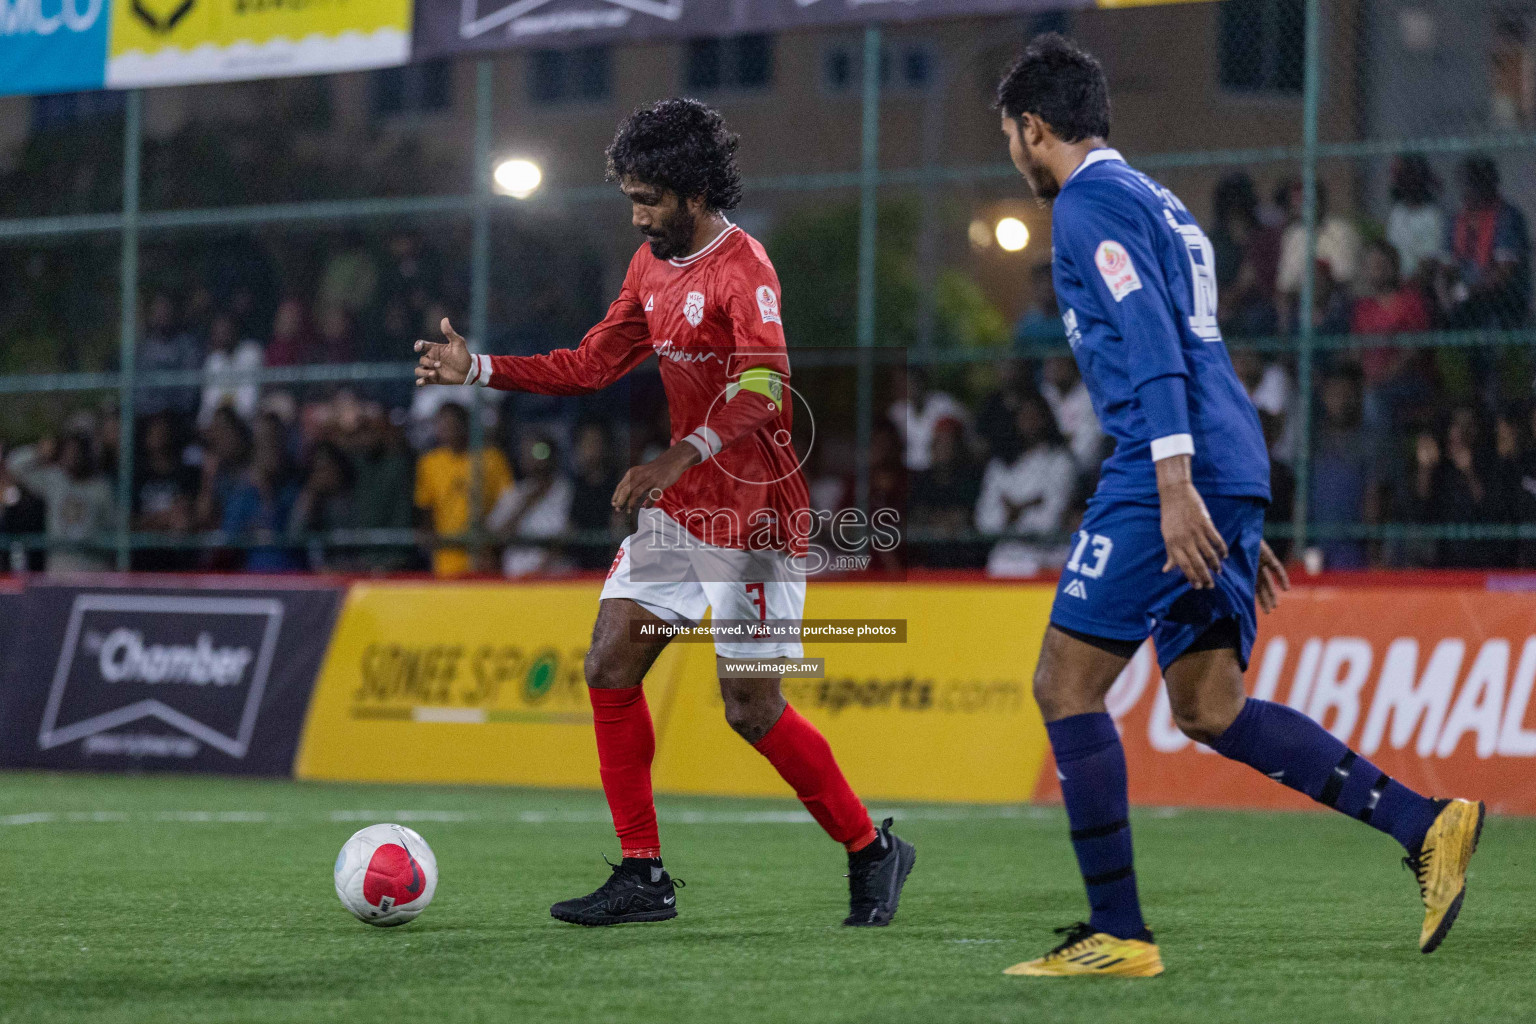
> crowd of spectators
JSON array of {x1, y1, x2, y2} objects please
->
[
  {"x1": 3, "y1": 153, "x2": 1535, "y2": 577},
  {"x1": 0, "y1": 222, "x2": 632, "y2": 577},
  {"x1": 925, "y1": 152, "x2": 1536, "y2": 573},
  {"x1": 0, "y1": 384, "x2": 634, "y2": 577}
]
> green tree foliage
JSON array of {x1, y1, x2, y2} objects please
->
[{"x1": 768, "y1": 199, "x2": 1005, "y2": 350}]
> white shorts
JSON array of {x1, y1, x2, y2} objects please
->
[{"x1": 600, "y1": 509, "x2": 807, "y2": 659}]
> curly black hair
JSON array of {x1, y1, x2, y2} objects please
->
[
  {"x1": 995, "y1": 33, "x2": 1111, "y2": 144},
  {"x1": 605, "y1": 98, "x2": 743, "y2": 212}
]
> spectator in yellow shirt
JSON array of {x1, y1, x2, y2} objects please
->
[{"x1": 414, "y1": 402, "x2": 513, "y2": 576}]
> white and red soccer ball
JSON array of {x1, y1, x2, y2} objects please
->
[{"x1": 334, "y1": 824, "x2": 438, "y2": 926}]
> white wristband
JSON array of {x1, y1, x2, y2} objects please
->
[
  {"x1": 466, "y1": 353, "x2": 492, "y2": 387},
  {"x1": 1150, "y1": 433, "x2": 1194, "y2": 461},
  {"x1": 682, "y1": 426, "x2": 722, "y2": 462}
]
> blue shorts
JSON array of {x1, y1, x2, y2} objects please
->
[{"x1": 1049, "y1": 494, "x2": 1266, "y2": 672}]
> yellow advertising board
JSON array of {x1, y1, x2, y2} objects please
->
[
  {"x1": 296, "y1": 581, "x2": 687, "y2": 787},
  {"x1": 298, "y1": 580, "x2": 1056, "y2": 804},
  {"x1": 652, "y1": 584, "x2": 1054, "y2": 803},
  {"x1": 107, "y1": 0, "x2": 413, "y2": 88}
]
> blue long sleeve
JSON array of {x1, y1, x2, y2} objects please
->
[{"x1": 1134, "y1": 374, "x2": 1191, "y2": 450}]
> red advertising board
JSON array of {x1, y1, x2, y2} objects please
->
[{"x1": 1034, "y1": 584, "x2": 1536, "y2": 814}]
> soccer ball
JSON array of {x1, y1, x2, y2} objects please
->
[{"x1": 334, "y1": 823, "x2": 439, "y2": 927}]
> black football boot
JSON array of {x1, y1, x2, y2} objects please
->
[
  {"x1": 843, "y1": 818, "x2": 916, "y2": 927},
  {"x1": 550, "y1": 857, "x2": 683, "y2": 926}
]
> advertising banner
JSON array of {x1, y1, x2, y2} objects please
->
[
  {"x1": 413, "y1": 0, "x2": 1088, "y2": 57},
  {"x1": 0, "y1": 581, "x2": 342, "y2": 775},
  {"x1": 297, "y1": 580, "x2": 1054, "y2": 803},
  {"x1": 0, "y1": 584, "x2": 22, "y2": 740},
  {"x1": 295, "y1": 582, "x2": 659, "y2": 786},
  {"x1": 1033, "y1": 585, "x2": 1536, "y2": 815},
  {"x1": 106, "y1": 0, "x2": 414, "y2": 89},
  {"x1": 652, "y1": 582, "x2": 1053, "y2": 803},
  {"x1": 0, "y1": 0, "x2": 111, "y2": 95}
]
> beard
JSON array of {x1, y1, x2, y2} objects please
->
[
  {"x1": 643, "y1": 205, "x2": 698, "y2": 260},
  {"x1": 1022, "y1": 151, "x2": 1060, "y2": 202}
]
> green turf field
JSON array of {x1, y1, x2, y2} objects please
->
[{"x1": 2, "y1": 772, "x2": 1530, "y2": 1024}]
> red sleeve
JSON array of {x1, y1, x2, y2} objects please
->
[
  {"x1": 678, "y1": 250, "x2": 791, "y2": 460},
  {"x1": 479, "y1": 272, "x2": 651, "y2": 396},
  {"x1": 681, "y1": 389, "x2": 782, "y2": 462},
  {"x1": 720, "y1": 254, "x2": 791, "y2": 379}
]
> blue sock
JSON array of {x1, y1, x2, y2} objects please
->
[
  {"x1": 1046, "y1": 712, "x2": 1145, "y2": 940},
  {"x1": 1212, "y1": 698, "x2": 1440, "y2": 854}
]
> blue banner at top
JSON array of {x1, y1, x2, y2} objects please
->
[{"x1": 0, "y1": 0, "x2": 110, "y2": 96}]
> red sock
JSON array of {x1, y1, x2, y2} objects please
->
[
  {"x1": 588, "y1": 686, "x2": 660, "y2": 859},
  {"x1": 752, "y1": 704, "x2": 877, "y2": 851}
]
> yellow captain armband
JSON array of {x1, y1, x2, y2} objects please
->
[{"x1": 730, "y1": 366, "x2": 784, "y2": 408}]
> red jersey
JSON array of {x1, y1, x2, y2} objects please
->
[{"x1": 479, "y1": 224, "x2": 809, "y2": 554}]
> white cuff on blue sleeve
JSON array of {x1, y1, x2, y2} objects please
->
[{"x1": 1150, "y1": 433, "x2": 1195, "y2": 461}]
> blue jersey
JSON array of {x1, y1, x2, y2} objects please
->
[{"x1": 1050, "y1": 149, "x2": 1270, "y2": 502}]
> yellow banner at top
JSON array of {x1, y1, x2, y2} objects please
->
[{"x1": 107, "y1": 0, "x2": 413, "y2": 89}]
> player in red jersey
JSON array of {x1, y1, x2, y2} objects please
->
[{"x1": 414, "y1": 99, "x2": 914, "y2": 927}]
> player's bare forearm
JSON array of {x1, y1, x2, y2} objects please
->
[
  {"x1": 1155, "y1": 453, "x2": 1226, "y2": 590},
  {"x1": 611, "y1": 443, "x2": 702, "y2": 514}
]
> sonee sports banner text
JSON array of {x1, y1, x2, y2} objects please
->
[{"x1": 296, "y1": 580, "x2": 1054, "y2": 802}]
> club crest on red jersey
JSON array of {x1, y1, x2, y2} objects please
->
[{"x1": 683, "y1": 291, "x2": 705, "y2": 327}]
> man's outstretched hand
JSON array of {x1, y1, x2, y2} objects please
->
[{"x1": 414, "y1": 317, "x2": 472, "y2": 387}]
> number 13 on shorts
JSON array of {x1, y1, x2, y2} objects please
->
[{"x1": 1065, "y1": 531, "x2": 1114, "y2": 579}]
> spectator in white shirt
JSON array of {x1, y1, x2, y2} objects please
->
[
  {"x1": 1386, "y1": 154, "x2": 1446, "y2": 283},
  {"x1": 1231, "y1": 348, "x2": 1296, "y2": 464},
  {"x1": 199, "y1": 313, "x2": 265, "y2": 428},
  {"x1": 1038, "y1": 355, "x2": 1104, "y2": 471},
  {"x1": 6, "y1": 433, "x2": 116, "y2": 573},
  {"x1": 976, "y1": 393, "x2": 1077, "y2": 578},
  {"x1": 1277, "y1": 180, "x2": 1362, "y2": 333},
  {"x1": 488, "y1": 432, "x2": 573, "y2": 578},
  {"x1": 887, "y1": 367, "x2": 970, "y2": 472}
]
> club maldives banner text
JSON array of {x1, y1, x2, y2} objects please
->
[{"x1": 1032, "y1": 584, "x2": 1536, "y2": 815}]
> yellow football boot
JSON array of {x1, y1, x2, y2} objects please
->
[
  {"x1": 1407, "y1": 798, "x2": 1486, "y2": 953},
  {"x1": 1004, "y1": 923, "x2": 1164, "y2": 977}
]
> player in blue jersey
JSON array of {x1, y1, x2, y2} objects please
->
[{"x1": 993, "y1": 35, "x2": 1485, "y2": 977}]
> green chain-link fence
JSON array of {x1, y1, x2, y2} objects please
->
[{"x1": 2, "y1": 0, "x2": 1533, "y2": 574}]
